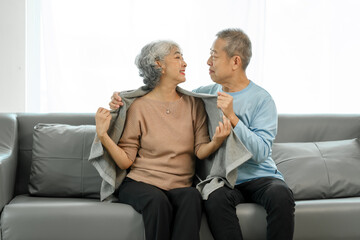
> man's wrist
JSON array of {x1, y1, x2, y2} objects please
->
[{"x1": 228, "y1": 113, "x2": 239, "y2": 128}]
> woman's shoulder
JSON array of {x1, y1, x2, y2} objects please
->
[
  {"x1": 126, "y1": 96, "x2": 148, "y2": 116},
  {"x1": 181, "y1": 95, "x2": 206, "y2": 118},
  {"x1": 182, "y1": 95, "x2": 204, "y2": 106},
  {"x1": 130, "y1": 95, "x2": 148, "y2": 106}
]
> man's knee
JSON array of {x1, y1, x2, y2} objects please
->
[
  {"x1": 266, "y1": 181, "x2": 295, "y2": 212},
  {"x1": 204, "y1": 186, "x2": 241, "y2": 212}
]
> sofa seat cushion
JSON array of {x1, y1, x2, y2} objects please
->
[
  {"x1": 0, "y1": 195, "x2": 144, "y2": 240},
  {"x1": 2, "y1": 196, "x2": 360, "y2": 240},
  {"x1": 234, "y1": 197, "x2": 360, "y2": 240},
  {"x1": 293, "y1": 197, "x2": 360, "y2": 240}
]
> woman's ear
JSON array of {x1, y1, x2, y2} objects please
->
[
  {"x1": 156, "y1": 60, "x2": 163, "y2": 68},
  {"x1": 156, "y1": 60, "x2": 165, "y2": 73}
]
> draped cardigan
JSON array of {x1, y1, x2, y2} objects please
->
[{"x1": 89, "y1": 86, "x2": 252, "y2": 201}]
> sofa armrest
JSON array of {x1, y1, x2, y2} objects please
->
[{"x1": 0, "y1": 114, "x2": 18, "y2": 213}]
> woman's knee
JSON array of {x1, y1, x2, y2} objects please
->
[
  {"x1": 182, "y1": 187, "x2": 202, "y2": 203},
  {"x1": 149, "y1": 189, "x2": 172, "y2": 209},
  {"x1": 169, "y1": 187, "x2": 202, "y2": 209}
]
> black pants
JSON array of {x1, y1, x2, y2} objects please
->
[
  {"x1": 117, "y1": 177, "x2": 202, "y2": 240},
  {"x1": 204, "y1": 177, "x2": 295, "y2": 240}
]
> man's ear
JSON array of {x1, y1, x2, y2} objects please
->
[{"x1": 233, "y1": 56, "x2": 242, "y2": 70}]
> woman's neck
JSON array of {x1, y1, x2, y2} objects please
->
[{"x1": 147, "y1": 84, "x2": 181, "y2": 102}]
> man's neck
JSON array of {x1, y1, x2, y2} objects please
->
[{"x1": 221, "y1": 74, "x2": 250, "y2": 92}]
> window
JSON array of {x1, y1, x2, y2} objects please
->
[{"x1": 26, "y1": 0, "x2": 360, "y2": 113}]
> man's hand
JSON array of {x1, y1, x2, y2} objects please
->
[
  {"x1": 95, "y1": 107, "x2": 112, "y2": 139},
  {"x1": 109, "y1": 91, "x2": 124, "y2": 110},
  {"x1": 217, "y1": 92, "x2": 239, "y2": 127}
]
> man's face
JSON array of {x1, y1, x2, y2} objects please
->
[{"x1": 207, "y1": 38, "x2": 233, "y2": 84}]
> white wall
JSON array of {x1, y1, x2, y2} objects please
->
[{"x1": 0, "y1": 0, "x2": 26, "y2": 113}]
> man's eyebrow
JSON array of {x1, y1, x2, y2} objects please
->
[
  {"x1": 174, "y1": 51, "x2": 182, "y2": 55},
  {"x1": 210, "y1": 49, "x2": 217, "y2": 53}
]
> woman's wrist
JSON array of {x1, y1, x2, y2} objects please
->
[
  {"x1": 211, "y1": 137, "x2": 223, "y2": 150},
  {"x1": 97, "y1": 132, "x2": 109, "y2": 142}
]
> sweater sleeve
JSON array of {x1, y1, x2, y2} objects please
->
[
  {"x1": 233, "y1": 97, "x2": 277, "y2": 163},
  {"x1": 193, "y1": 98, "x2": 210, "y2": 155},
  {"x1": 118, "y1": 103, "x2": 141, "y2": 162}
]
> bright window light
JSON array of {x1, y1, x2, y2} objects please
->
[{"x1": 26, "y1": 0, "x2": 360, "y2": 113}]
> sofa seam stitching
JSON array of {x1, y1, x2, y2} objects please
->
[
  {"x1": 81, "y1": 126, "x2": 85, "y2": 197},
  {"x1": 314, "y1": 142, "x2": 331, "y2": 198}
]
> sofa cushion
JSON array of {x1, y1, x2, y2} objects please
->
[
  {"x1": 29, "y1": 124, "x2": 101, "y2": 198},
  {"x1": 272, "y1": 138, "x2": 360, "y2": 200},
  {"x1": 1, "y1": 195, "x2": 144, "y2": 240}
]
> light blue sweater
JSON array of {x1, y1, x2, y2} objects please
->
[{"x1": 193, "y1": 81, "x2": 284, "y2": 184}]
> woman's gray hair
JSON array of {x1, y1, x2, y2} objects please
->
[
  {"x1": 216, "y1": 28, "x2": 252, "y2": 70},
  {"x1": 135, "y1": 40, "x2": 180, "y2": 90}
]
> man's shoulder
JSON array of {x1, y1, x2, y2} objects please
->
[
  {"x1": 192, "y1": 84, "x2": 221, "y2": 94},
  {"x1": 249, "y1": 81, "x2": 273, "y2": 101}
]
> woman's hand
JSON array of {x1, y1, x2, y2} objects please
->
[
  {"x1": 196, "y1": 115, "x2": 231, "y2": 160},
  {"x1": 95, "y1": 107, "x2": 111, "y2": 139},
  {"x1": 212, "y1": 115, "x2": 231, "y2": 146},
  {"x1": 95, "y1": 107, "x2": 133, "y2": 169}
]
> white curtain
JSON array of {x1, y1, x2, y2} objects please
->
[
  {"x1": 27, "y1": 0, "x2": 360, "y2": 113},
  {"x1": 262, "y1": 0, "x2": 360, "y2": 113}
]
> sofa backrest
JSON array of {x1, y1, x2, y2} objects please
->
[
  {"x1": 274, "y1": 114, "x2": 360, "y2": 201},
  {"x1": 13, "y1": 113, "x2": 360, "y2": 196},
  {"x1": 15, "y1": 113, "x2": 95, "y2": 196},
  {"x1": 275, "y1": 114, "x2": 360, "y2": 143}
]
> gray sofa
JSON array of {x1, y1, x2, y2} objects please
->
[{"x1": 0, "y1": 113, "x2": 359, "y2": 240}]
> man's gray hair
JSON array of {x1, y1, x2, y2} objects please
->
[
  {"x1": 135, "y1": 40, "x2": 180, "y2": 90},
  {"x1": 216, "y1": 28, "x2": 252, "y2": 70}
]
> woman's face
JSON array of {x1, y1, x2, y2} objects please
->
[{"x1": 159, "y1": 47, "x2": 187, "y2": 84}]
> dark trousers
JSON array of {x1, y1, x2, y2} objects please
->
[
  {"x1": 204, "y1": 177, "x2": 295, "y2": 240},
  {"x1": 117, "y1": 177, "x2": 202, "y2": 240}
]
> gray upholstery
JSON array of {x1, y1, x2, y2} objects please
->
[
  {"x1": 273, "y1": 138, "x2": 360, "y2": 200},
  {"x1": 15, "y1": 113, "x2": 95, "y2": 196},
  {"x1": 0, "y1": 114, "x2": 17, "y2": 213},
  {"x1": 29, "y1": 124, "x2": 101, "y2": 198},
  {"x1": 1, "y1": 195, "x2": 144, "y2": 240},
  {"x1": 294, "y1": 197, "x2": 360, "y2": 240},
  {"x1": 1, "y1": 113, "x2": 360, "y2": 240},
  {"x1": 275, "y1": 114, "x2": 360, "y2": 143}
]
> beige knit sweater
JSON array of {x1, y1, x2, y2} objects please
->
[{"x1": 119, "y1": 95, "x2": 210, "y2": 190}]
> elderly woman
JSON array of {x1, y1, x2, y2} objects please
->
[{"x1": 95, "y1": 40, "x2": 231, "y2": 240}]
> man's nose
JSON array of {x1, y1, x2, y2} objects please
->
[{"x1": 207, "y1": 56, "x2": 212, "y2": 66}]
